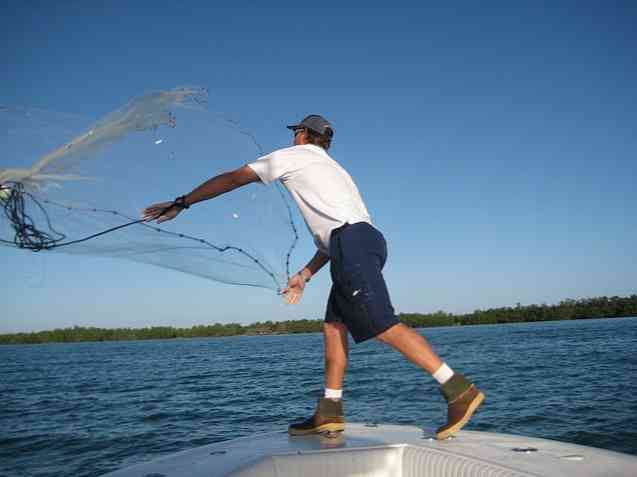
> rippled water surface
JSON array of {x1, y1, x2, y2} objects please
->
[{"x1": 1, "y1": 317, "x2": 636, "y2": 476}]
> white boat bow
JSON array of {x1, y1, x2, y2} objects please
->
[{"x1": 102, "y1": 422, "x2": 637, "y2": 477}]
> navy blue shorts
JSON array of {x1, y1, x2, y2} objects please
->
[{"x1": 325, "y1": 222, "x2": 399, "y2": 343}]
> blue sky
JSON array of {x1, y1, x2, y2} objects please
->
[{"x1": 2, "y1": 2, "x2": 636, "y2": 333}]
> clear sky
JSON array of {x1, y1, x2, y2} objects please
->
[{"x1": 2, "y1": 2, "x2": 636, "y2": 333}]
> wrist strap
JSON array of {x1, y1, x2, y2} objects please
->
[
  {"x1": 300, "y1": 270, "x2": 311, "y2": 283},
  {"x1": 173, "y1": 195, "x2": 190, "y2": 210}
]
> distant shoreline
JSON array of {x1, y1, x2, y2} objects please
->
[{"x1": 1, "y1": 294, "x2": 635, "y2": 345}]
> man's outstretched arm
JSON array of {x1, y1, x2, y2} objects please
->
[{"x1": 142, "y1": 165, "x2": 260, "y2": 223}]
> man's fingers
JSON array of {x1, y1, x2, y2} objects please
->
[
  {"x1": 284, "y1": 289, "x2": 302, "y2": 305},
  {"x1": 142, "y1": 202, "x2": 174, "y2": 218},
  {"x1": 156, "y1": 213, "x2": 173, "y2": 224},
  {"x1": 142, "y1": 210, "x2": 160, "y2": 220},
  {"x1": 142, "y1": 212, "x2": 158, "y2": 222},
  {"x1": 283, "y1": 290, "x2": 295, "y2": 304},
  {"x1": 143, "y1": 210, "x2": 163, "y2": 222}
]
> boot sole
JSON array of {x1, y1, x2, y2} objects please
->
[
  {"x1": 288, "y1": 422, "x2": 345, "y2": 436},
  {"x1": 436, "y1": 391, "x2": 485, "y2": 440}
]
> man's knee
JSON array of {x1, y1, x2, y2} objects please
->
[
  {"x1": 324, "y1": 321, "x2": 347, "y2": 334},
  {"x1": 375, "y1": 322, "x2": 404, "y2": 344},
  {"x1": 324, "y1": 322, "x2": 348, "y2": 345}
]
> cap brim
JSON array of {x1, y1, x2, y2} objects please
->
[{"x1": 286, "y1": 124, "x2": 302, "y2": 130}]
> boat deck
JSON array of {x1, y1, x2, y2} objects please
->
[{"x1": 102, "y1": 422, "x2": 637, "y2": 477}]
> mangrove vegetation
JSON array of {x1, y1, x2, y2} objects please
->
[{"x1": 1, "y1": 294, "x2": 635, "y2": 345}]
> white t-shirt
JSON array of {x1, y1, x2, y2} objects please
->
[{"x1": 248, "y1": 144, "x2": 371, "y2": 254}]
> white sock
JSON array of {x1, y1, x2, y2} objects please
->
[
  {"x1": 432, "y1": 363, "x2": 454, "y2": 385},
  {"x1": 324, "y1": 388, "x2": 343, "y2": 400}
]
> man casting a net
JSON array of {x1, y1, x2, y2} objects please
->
[{"x1": 143, "y1": 114, "x2": 484, "y2": 439}]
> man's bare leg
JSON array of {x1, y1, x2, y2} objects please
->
[
  {"x1": 377, "y1": 322, "x2": 484, "y2": 440},
  {"x1": 288, "y1": 321, "x2": 348, "y2": 435},
  {"x1": 324, "y1": 321, "x2": 349, "y2": 390},
  {"x1": 376, "y1": 323, "x2": 443, "y2": 374}
]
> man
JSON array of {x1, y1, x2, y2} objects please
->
[{"x1": 143, "y1": 114, "x2": 484, "y2": 439}]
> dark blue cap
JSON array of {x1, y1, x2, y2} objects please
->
[{"x1": 287, "y1": 114, "x2": 333, "y2": 137}]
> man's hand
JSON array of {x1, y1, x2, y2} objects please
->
[
  {"x1": 282, "y1": 251, "x2": 328, "y2": 304},
  {"x1": 283, "y1": 273, "x2": 307, "y2": 305},
  {"x1": 142, "y1": 202, "x2": 182, "y2": 224}
]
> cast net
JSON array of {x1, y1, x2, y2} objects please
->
[{"x1": 0, "y1": 88, "x2": 299, "y2": 292}]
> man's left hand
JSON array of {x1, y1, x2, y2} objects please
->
[{"x1": 283, "y1": 273, "x2": 306, "y2": 305}]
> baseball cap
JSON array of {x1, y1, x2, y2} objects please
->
[{"x1": 287, "y1": 114, "x2": 333, "y2": 137}]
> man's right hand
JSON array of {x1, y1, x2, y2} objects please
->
[{"x1": 142, "y1": 201, "x2": 182, "y2": 224}]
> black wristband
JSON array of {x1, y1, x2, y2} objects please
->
[{"x1": 173, "y1": 195, "x2": 190, "y2": 209}]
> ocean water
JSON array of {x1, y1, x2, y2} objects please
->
[{"x1": 1, "y1": 317, "x2": 636, "y2": 476}]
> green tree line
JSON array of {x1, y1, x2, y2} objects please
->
[{"x1": 1, "y1": 294, "x2": 635, "y2": 345}]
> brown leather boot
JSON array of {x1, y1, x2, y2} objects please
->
[
  {"x1": 436, "y1": 373, "x2": 485, "y2": 440},
  {"x1": 288, "y1": 398, "x2": 345, "y2": 436}
]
